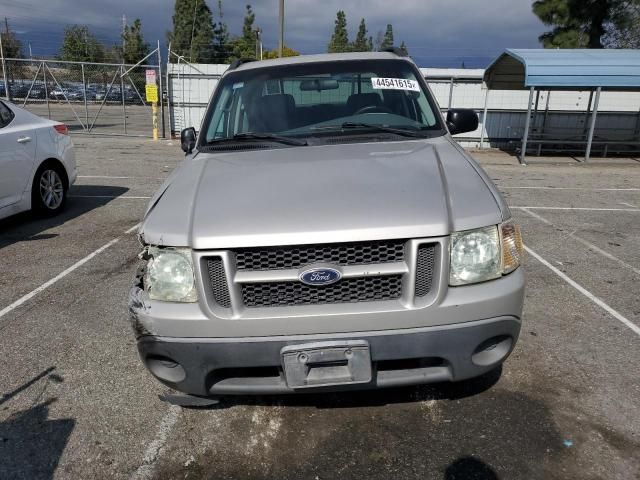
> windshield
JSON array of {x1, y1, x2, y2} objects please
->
[{"x1": 201, "y1": 59, "x2": 444, "y2": 146}]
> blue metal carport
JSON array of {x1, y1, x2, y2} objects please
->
[{"x1": 483, "y1": 49, "x2": 640, "y2": 163}]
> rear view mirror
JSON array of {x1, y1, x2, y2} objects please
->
[
  {"x1": 181, "y1": 127, "x2": 197, "y2": 154},
  {"x1": 446, "y1": 109, "x2": 479, "y2": 136},
  {"x1": 300, "y1": 79, "x2": 339, "y2": 91}
]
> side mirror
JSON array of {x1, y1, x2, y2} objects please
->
[
  {"x1": 181, "y1": 127, "x2": 197, "y2": 154},
  {"x1": 446, "y1": 109, "x2": 479, "y2": 136}
]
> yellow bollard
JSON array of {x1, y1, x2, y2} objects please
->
[{"x1": 152, "y1": 102, "x2": 158, "y2": 141}]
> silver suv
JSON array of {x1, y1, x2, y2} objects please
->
[{"x1": 129, "y1": 51, "x2": 524, "y2": 404}]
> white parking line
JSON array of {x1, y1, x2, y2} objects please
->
[
  {"x1": 130, "y1": 405, "x2": 181, "y2": 480},
  {"x1": 512, "y1": 206, "x2": 640, "y2": 212},
  {"x1": 69, "y1": 195, "x2": 151, "y2": 199},
  {"x1": 0, "y1": 224, "x2": 139, "y2": 320},
  {"x1": 520, "y1": 208, "x2": 640, "y2": 276},
  {"x1": 77, "y1": 175, "x2": 165, "y2": 180},
  {"x1": 620, "y1": 202, "x2": 638, "y2": 208},
  {"x1": 526, "y1": 246, "x2": 640, "y2": 336},
  {"x1": 501, "y1": 186, "x2": 640, "y2": 191}
]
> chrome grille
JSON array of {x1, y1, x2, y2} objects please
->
[
  {"x1": 234, "y1": 240, "x2": 406, "y2": 271},
  {"x1": 242, "y1": 275, "x2": 403, "y2": 308},
  {"x1": 206, "y1": 258, "x2": 231, "y2": 308},
  {"x1": 415, "y1": 244, "x2": 436, "y2": 297}
]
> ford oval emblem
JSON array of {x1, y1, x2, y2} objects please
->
[{"x1": 299, "y1": 267, "x2": 342, "y2": 286}]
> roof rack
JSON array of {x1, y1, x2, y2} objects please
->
[
  {"x1": 228, "y1": 58, "x2": 257, "y2": 70},
  {"x1": 381, "y1": 47, "x2": 409, "y2": 58}
]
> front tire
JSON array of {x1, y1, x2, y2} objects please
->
[{"x1": 32, "y1": 163, "x2": 67, "y2": 216}]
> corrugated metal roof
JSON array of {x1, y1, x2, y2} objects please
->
[{"x1": 484, "y1": 49, "x2": 640, "y2": 90}]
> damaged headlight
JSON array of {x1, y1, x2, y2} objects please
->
[
  {"x1": 143, "y1": 247, "x2": 198, "y2": 302},
  {"x1": 449, "y1": 222, "x2": 523, "y2": 286}
]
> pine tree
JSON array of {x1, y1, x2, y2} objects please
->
[
  {"x1": 229, "y1": 4, "x2": 258, "y2": 60},
  {"x1": 212, "y1": 0, "x2": 230, "y2": 63},
  {"x1": 167, "y1": 0, "x2": 215, "y2": 63},
  {"x1": 328, "y1": 11, "x2": 349, "y2": 53},
  {"x1": 379, "y1": 24, "x2": 394, "y2": 50},
  {"x1": 121, "y1": 19, "x2": 150, "y2": 64},
  {"x1": 399, "y1": 40, "x2": 408, "y2": 55},
  {"x1": 351, "y1": 18, "x2": 372, "y2": 52},
  {"x1": 533, "y1": 0, "x2": 632, "y2": 48}
]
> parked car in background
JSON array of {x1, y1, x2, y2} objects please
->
[
  {"x1": 129, "y1": 50, "x2": 525, "y2": 405},
  {"x1": 0, "y1": 100, "x2": 77, "y2": 220}
]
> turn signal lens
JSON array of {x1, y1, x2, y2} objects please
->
[
  {"x1": 501, "y1": 222, "x2": 524, "y2": 274},
  {"x1": 53, "y1": 124, "x2": 68, "y2": 135}
]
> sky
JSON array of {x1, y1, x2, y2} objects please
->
[{"x1": 0, "y1": 0, "x2": 547, "y2": 68}]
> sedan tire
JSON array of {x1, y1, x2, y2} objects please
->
[{"x1": 32, "y1": 162, "x2": 67, "y2": 216}]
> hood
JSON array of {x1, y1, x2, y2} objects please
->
[{"x1": 140, "y1": 137, "x2": 504, "y2": 249}]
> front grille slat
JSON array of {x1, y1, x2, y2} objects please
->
[
  {"x1": 242, "y1": 275, "x2": 403, "y2": 308},
  {"x1": 235, "y1": 240, "x2": 406, "y2": 271}
]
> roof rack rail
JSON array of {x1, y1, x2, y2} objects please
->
[
  {"x1": 381, "y1": 47, "x2": 409, "y2": 57},
  {"x1": 228, "y1": 58, "x2": 257, "y2": 70}
]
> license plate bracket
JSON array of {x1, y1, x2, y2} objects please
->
[{"x1": 281, "y1": 340, "x2": 372, "y2": 389}]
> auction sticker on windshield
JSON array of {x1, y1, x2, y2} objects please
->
[{"x1": 371, "y1": 77, "x2": 420, "y2": 92}]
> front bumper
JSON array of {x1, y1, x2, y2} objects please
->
[{"x1": 137, "y1": 315, "x2": 521, "y2": 396}]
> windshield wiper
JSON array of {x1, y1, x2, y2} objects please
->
[
  {"x1": 207, "y1": 132, "x2": 307, "y2": 146},
  {"x1": 312, "y1": 122, "x2": 426, "y2": 138}
]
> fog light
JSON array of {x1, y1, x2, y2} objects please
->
[
  {"x1": 146, "y1": 355, "x2": 186, "y2": 383},
  {"x1": 471, "y1": 335, "x2": 513, "y2": 366}
]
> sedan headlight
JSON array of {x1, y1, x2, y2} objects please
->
[
  {"x1": 450, "y1": 222, "x2": 523, "y2": 286},
  {"x1": 144, "y1": 247, "x2": 198, "y2": 302}
]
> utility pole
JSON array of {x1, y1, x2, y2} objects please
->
[
  {"x1": 122, "y1": 14, "x2": 127, "y2": 61},
  {"x1": 278, "y1": 0, "x2": 284, "y2": 57},
  {"x1": 255, "y1": 28, "x2": 262, "y2": 60}
]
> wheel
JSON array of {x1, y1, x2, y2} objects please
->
[{"x1": 32, "y1": 163, "x2": 67, "y2": 216}]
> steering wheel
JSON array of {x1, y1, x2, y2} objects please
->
[{"x1": 354, "y1": 105, "x2": 394, "y2": 115}]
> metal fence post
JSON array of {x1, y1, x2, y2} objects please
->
[
  {"x1": 166, "y1": 42, "x2": 173, "y2": 139},
  {"x1": 0, "y1": 33, "x2": 10, "y2": 100},
  {"x1": 42, "y1": 61, "x2": 51, "y2": 119},
  {"x1": 585, "y1": 86, "x2": 601, "y2": 163},
  {"x1": 448, "y1": 77, "x2": 454, "y2": 109},
  {"x1": 120, "y1": 64, "x2": 127, "y2": 134},
  {"x1": 157, "y1": 40, "x2": 166, "y2": 138},
  {"x1": 81, "y1": 63, "x2": 89, "y2": 130}
]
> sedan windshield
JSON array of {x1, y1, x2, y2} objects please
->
[{"x1": 201, "y1": 59, "x2": 444, "y2": 145}]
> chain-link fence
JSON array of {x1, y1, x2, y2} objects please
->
[{"x1": 0, "y1": 56, "x2": 167, "y2": 138}]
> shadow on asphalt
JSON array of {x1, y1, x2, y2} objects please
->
[
  {"x1": 0, "y1": 185, "x2": 128, "y2": 250},
  {"x1": 0, "y1": 369, "x2": 74, "y2": 480},
  {"x1": 445, "y1": 457, "x2": 499, "y2": 480}
]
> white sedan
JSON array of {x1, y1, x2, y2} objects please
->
[{"x1": 0, "y1": 100, "x2": 77, "y2": 220}]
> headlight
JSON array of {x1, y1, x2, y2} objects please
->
[
  {"x1": 144, "y1": 247, "x2": 198, "y2": 302},
  {"x1": 450, "y1": 222, "x2": 524, "y2": 286}
]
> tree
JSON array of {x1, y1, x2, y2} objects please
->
[
  {"x1": 120, "y1": 19, "x2": 150, "y2": 64},
  {"x1": 1, "y1": 20, "x2": 22, "y2": 58},
  {"x1": 59, "y1": 25, "x2": 105, "y2": 62},
  {"x1": 167, "y1": 0, "x2": 215, "y2": 63},
  {"x1": 229, "y1": 4, "x2": 258, "y2": 60},
  {"x1": 328, "y1": 10, "x2": 349, "y2": 53},
  {"x1": 351, "y1": 18, "x2": 372, "y2": 52},
  {"x1": 604, "y1": 1, "x2": 640, "y2": 47},
  {"x1": 380, "y1": 24, "x2": 394, "y2": 50},
  {"x1": 262, "y1": 45, "x2": 300, "y2": 59},
  {"x1": 399, "y1": 40, "x2": 408, "y2": 55},
  {"x1": 212, "y1": 0, "x2": 230, "y2": 63},
  {"x1": 532, "y1": 0, "x2": 632, "y2": 48}
]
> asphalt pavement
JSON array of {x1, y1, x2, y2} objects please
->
[{"x1": 0, "y1": 137, "x2": 638, "y2": 480}]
